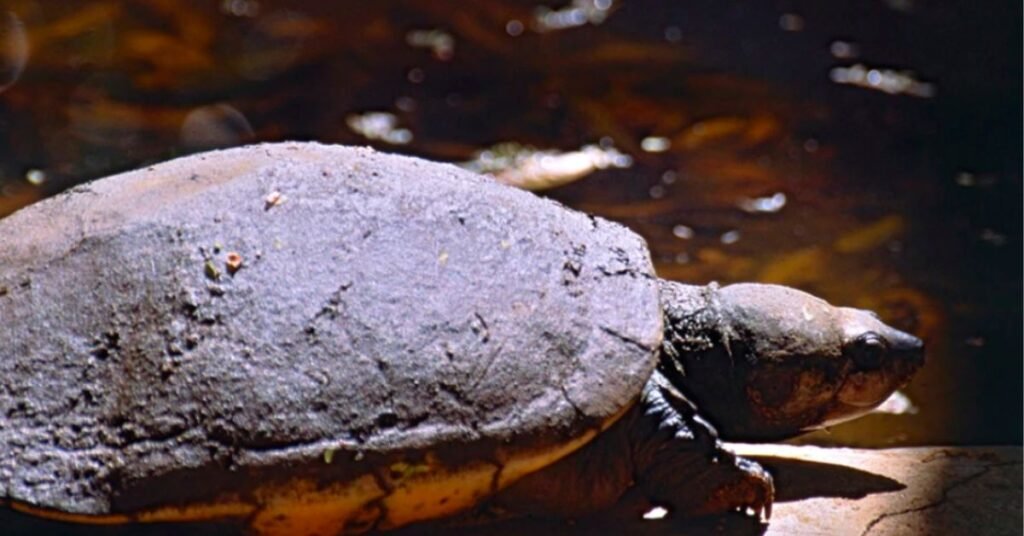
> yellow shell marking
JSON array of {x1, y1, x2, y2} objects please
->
[{"x1": 12, "y1": 407, "x2": 628, "y2": 535}]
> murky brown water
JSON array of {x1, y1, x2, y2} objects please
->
[{"x1": 0, "y1": 0, "x2": 1019, "y2": 451}]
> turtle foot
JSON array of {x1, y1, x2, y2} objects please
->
[
  {"x1": 694, "y1": 455, "x2": 774, "y2": 520},
  {"x1": 646, "y1": 449, "x2": 775, "y2": 522}
]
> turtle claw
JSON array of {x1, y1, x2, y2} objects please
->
[
  {"x1": 746, "y1": 488, "x2": 772, "y2": 521},
  {"x1": 733, "y1": 454, "x2": 774, "y2": 521}
]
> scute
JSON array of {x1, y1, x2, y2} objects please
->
[{"x1": 0, "y1": 143, "x2": 662, "y2": 528}]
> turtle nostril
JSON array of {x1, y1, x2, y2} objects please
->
[
  {"x1": 906, "y1": 340, "x2": 926, "y2": 367},
  {"x1": 893, "y1": 332, "x2": 924, "y2": 352},
  {"x1": 887, "y1": 331, "x2": 925, "y2": 367}
]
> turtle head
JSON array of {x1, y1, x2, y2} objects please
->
[{"x1": 658, "y1": 281, "x2": 925, "y2": 441}]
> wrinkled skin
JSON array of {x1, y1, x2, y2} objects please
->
[{"x1": 659, "y1": 281, "x2": 925, "y2": 441}]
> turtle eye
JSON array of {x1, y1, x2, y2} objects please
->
[{"x1": 851, "y1": 332, "x2": 886, "y2": 369}]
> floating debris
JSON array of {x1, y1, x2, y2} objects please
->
[
  {"x1": 406, "y1": 29, "x2": 455, "y2": 61},
  {"x1": 24, "y1": 169, "x2": 46, "y2": 186},
  {"x1": 676, "y1": 116, "x2": 765, "y2": 150},
  {"x1": 738, "y1": 192, "x2": 787, "y2": 214},
  {"x1": 462, "y1": 142, "x2": 632, "y2": 191},
  {"x1": 835, "y1": 215, "x2": 905, "y2": 253},
  {"x1": 533, "y1": 0, "x2": 614, "y2": 33},
  {"x1": 872, "y1": 390, "x2": 918, "y2": 415},
  {"x1": 830, "y1": 63, "x2": 936, "y2": 98},
  {"x1": 345, "y1": 112, "x2": 413, "y2": 145},
  {"x1": 642, "y1": 506, "x2": 669, "y2": 520},
  {"x1": 640, "y1": 136, "x2": 670, "y2": 153}
]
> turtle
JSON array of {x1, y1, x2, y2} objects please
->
[{"x1": 0, "y1": 142, "x2": 924, "y2": 535}]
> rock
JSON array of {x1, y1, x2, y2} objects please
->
[{"x1": 733, "y1": 444, "x2": 1022, "y2": 536}]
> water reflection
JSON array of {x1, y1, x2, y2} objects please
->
[
  {"x1": 0, "y1": 11, "x2": 28, "y2": 94},
  {"x1": 180, "y1": 103, "x2": 254, "y2": 150}
]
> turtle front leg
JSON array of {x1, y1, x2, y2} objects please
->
[{"x1": 630, "y1": 372, "x2": 774, "y2": 519}]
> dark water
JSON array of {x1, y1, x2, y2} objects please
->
[{"x1": 0, "y1": 0, "x2": 1019, "y2": 448}]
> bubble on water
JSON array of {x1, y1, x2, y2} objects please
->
[
  {"x1": 672, "y1": 225, "x2": 694, "y2": 239},
  {"x1": 664, "y1": 26, "x2": 682, "y2": 43},
  {"x1": 180, "y1": 104, "x2": 254, "y2": 150},
  {"x1": 640, "y1": 136, "x2": 670, "y2": 153},
  {"x1": 221, "y1": 0, "x2": 260, "y2": 17},
  {"x1": 720, "y1": 230, "x2": 741, "y2": 244},
  {"x1": 407, "y1": 67, "x2": 425, "y2": 84},
  {"x1": 830, "y1": 40, "x2": 859, "y2": 59},
  {"x1": 0, "y1": 11, "x2": 28, "y2": 95},
  {"x1": 25, "y1": 169, "x2": 46, "y2": 186},
  {"x1": 505, "y1": 20, "x2": 524, "y2": 36}
]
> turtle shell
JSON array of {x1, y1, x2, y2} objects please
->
[{"x1": 0, "y1": 143, "x2": 661, "y2": 533}]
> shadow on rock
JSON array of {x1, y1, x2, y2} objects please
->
[
  {"x1": 394, "y1": 512, "x2": 768, "y2": 536},
  {"x1": 750, "y1": 455, "x2": 905, "y2": 502},
  {"x1": 0, "y1": 507, "x2": 234, "y2": 536},
  {"x1": 1, "y1": 506, "x2": 768, "y2": 536}
]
